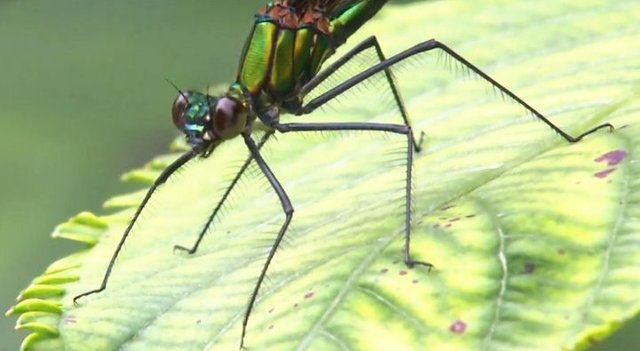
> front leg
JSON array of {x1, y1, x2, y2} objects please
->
[
  {"x1": 174, "y1": 131, "x2": 274, "y2": 254},
  {"x1": 74, "y1": 148, "x2": 200, "y2": 304}
]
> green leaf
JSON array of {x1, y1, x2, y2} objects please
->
[{"x1": 8, "y1": 0, "x2": 640, "y2": 350}]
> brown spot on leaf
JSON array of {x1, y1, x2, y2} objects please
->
[{"x1": 524, "y1": 262, "x2": 535, "y2": 274}]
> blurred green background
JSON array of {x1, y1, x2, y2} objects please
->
[
  {"x1": 0, "y1": 0, "x2": 636, "y2": 350},
  {"x1": 0, "y1": 1, "x2": 264, "y2": 349}
]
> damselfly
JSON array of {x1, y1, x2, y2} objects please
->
[{"x1": 73, "y1": 0, "x2": 613, "y2": 347}]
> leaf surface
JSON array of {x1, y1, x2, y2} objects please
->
[{"x1": 8, "y1": 0, "x2": 640, "y2": 350}]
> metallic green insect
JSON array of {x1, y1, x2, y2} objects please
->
[{"x1": 74, "y1": 0, "x2": 613, "y2": 347}]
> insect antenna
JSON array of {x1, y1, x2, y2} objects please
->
[{"x1": 164, "y1": 77, "x2": 190, "y2": 101}]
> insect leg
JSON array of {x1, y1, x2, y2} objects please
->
[
  {"x1": 427, "y1": 40, "x2": 614, "y2": 142},
  {"x1": 300, "y1": 36, "x2": 425, "y2": 150},
  {"x1": 302, "y1": 39, "x2": 614, "y2": 143},
  {"x1": 239, "y1": 132, "x2": 294, "y2": 350},
  {"x1": 272, "y1": 120, "x2": 432, "y2": 267},
  {"x1": 174, "y1": 131, "x2": 274, "y2": 254},
  {"x1": 73, "y1": 148, "x2": 199, "y2": 304}
]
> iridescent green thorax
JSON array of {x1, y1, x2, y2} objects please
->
[
  {"x1": 236, "y1": 0, "x2": 388, "y2": 114},
  {"x1": 237, "y1": 12, "x2": 333, "y2": 110}
]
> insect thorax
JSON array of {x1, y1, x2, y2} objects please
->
[{"x1": 236, "y1": 3, "x2": 337, "y2": 113}]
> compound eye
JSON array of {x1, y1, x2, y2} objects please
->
[
  {"x1": 213, "y1": 96, "x2": 247, "y2": 139},
  {"x1": 171, "y1": 92, "x2": 191, "y2": 129}
]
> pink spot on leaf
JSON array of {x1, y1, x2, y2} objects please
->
[
  {"x1": 594, "y1": 168, "x2": 616, "y2": 178},
  {"x1": 304, "y1": 291, "x2": 315, "y2": 299},
  {"x1": 594, "y1": 150, "x2": 627, "y2": 166},
  {"x1": 450, "y1": 320, "x2": 467, "y2": 334}
]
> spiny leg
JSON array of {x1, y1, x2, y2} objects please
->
[
  {"x1": 174, "y1": 131, "x2": 274, "y2": 254},
  {"x1": 240, "y1": 132, "x2": 294, "y2": 350},
  {"x1": 73, "y1": 148, "x2": 200, "y2": 304},
  {"x1": 302, "y1": 39, "x2": 613, "y2": 143},
  {"x1": 271, "y1": 120, "x2": 432, "y2": 268},
  {"x1": 299, "y1": 36, "x2": 425, "y2": 150},
  {"x1": 427, "y1": 40, "x2": 614, "y2": 142}
]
